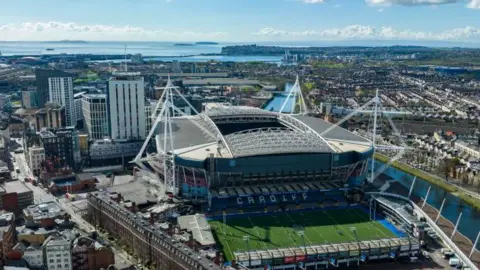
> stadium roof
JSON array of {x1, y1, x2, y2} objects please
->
[{"x1": 157, "y1": 106, "x2": 372, "y2": 160}]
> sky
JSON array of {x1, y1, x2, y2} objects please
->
[{"x1": 0, "y1": 0, "x2": 479, "y2": 42}]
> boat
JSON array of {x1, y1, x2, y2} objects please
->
[{"x1": 46, "y1": 48, "x2": 55, "y2": 51}]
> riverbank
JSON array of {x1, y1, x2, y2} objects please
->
[{"x1": 374, "y1": 153, "x2": 480, "y2": 210}]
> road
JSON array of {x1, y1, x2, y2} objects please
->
[{"x1": 10, "y1": 138, "x2": 136, "y2": 269}]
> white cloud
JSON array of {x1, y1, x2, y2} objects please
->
[
  {"x1": 0, "y1": 22, "x2": 227, "y2": 41},
  {"x1": 366, "y1": 0, "x2": 459, "y2": 5},
  {"x1": 366, "y1": 0, "x2": 480, "y2": 8},
  {"x1": 467, "y1": 0, "x2": 480, "y2": 8},
  {"x1": 254, "y1": 25, "x2": 480, "y2": 40},
  {"x1": 299, "y1": 0, "x2": 327, "y2": 3}
]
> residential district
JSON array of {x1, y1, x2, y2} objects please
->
[{"x1": 0, "y1": 45, "x2": 479, "y2": 270}]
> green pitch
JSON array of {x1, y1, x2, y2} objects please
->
[{"x1": 209, "y1": 208, "x2": 396, "y2": 261}]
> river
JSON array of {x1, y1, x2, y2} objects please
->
[
  {"x1": 375, "y1": 160, "x2": 480, "y2": 249},
  {"x1": 263, "y1": 83, "x2": 295, "y2": 113}
]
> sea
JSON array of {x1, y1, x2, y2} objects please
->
[
  {"x1": 2, "y1": 40, "x2": 479, "y2": 62},
  {"x1": 0, "y1": 41, "x2": 284, "y2": 63}
]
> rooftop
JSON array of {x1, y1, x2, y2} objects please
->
[
  {"x1": 178, "y1": 214, "x2": 216, "y2": 246},
  {"x1": 23, "y1": 201, "x2": 64, "y2": 221},
  {"x1": 183, "y1": 78, "x2": 259, "y2": 86},
  {"x1": 3, "y1": 181, "x2": 32, "y2": 194},
  {"x1": 83, "y1": 93, "x2": 106, "y2": 100}
]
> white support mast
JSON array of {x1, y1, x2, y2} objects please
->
[
  {"x1": 370, "y1": 89, "x2": 379, "y2": 183},
  {"x1": 134, "y1": 76, "x2": 224, "y2": 196},
  {"x1": 134, "y1": 77, "x2": 183, "y2": 195},
  {"x1": 279, "y1": 75, "x2": 308, "y2": 115},
  {"x1": 319, "y1": 88, "x2": 409, "y2": 184}
]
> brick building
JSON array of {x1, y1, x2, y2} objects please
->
[
  {"x1": 88, "y1": 192, "x2": 220, "y2": 270},
  {"x1": 71, "y1": 236, "x2": 114, "y2": 270}
]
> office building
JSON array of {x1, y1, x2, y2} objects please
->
[
  {"x1": 35, "y1": 102, "x2": 65, "y2": 131},
  {"x1": 12, "y1": 243, "x2": 43, "y2": 268},
  {"x1": 23, "y1": 201, "x2": 64, "y2": 228},
  {"x1": 0, "y1": 94, "x2": 12, "y2": 110},
  {"x1": 82, "y1": 94, "x2": 108, "y2": 140},
  {"x1": 172, "y1": 60, "x2": 181, "y2": 73},
  {"x1": 8, "y1": 117, "x2": 27, "y2": 137},
  {"x1": 48, "y1": 77, "x2": 75, "y2": 126},
  {"x1": 39, "y1": 127, "x2": 81, "y2": 171},
  {"x1": 107, "y1": 72, "x2": 146, "y2": 140},
  {"x1": 131, "y1": 53, "x2": 143, "y2": 64},
  {"x1": 35, "y1": 69, "x2": 71, "y2": 107},
  {"x1": 71, "y1": 236, "x2": 115, "y2": 270},
  {"x1": 22, "y1": 90, "x2": 38, "y2": 109},
  {"x1": 0, "y1": 181, "x2": 34, "y2": 214},
  {"x1": 0, "y1": 212, "x2": 16, "y2": 260},
  {"x1": 144, "y1": 100, "x2": 157, "y2": 138},
  {"x1": 74, "y1": 92, "x2": 86, "y2": 126},
  {"x1": 27, "y1": 145, "x2": 45, "y2": 176},
  {"x1": 43, "y1": 235, "x2": 72, "y2": 270},
  {"x1": 89, "y1": 139, "x2": 142, "y2": 166}
]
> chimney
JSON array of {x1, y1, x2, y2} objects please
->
[
  {"x1": 149, "y1": 213, "x2": 156, "y2": 225},
  {"x1": 131, "y1": 202, "x2": 137, "y2": 213}
]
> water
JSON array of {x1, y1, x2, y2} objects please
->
[
  {"x1": 376, "y1": 160, "x2": 480, "y2": 248},
  {"x1": 0, "y1": 41, "x2": 223, "y2": 56},
  {"x1": 148, "y1": 55, "x2": 283, "y2": 63},
  {"x1": 0, "y1": 41, "x2": 285, "y2": 63},
  {"x1": 264, "y1": 83, "x2": 295, "y2": 113}
]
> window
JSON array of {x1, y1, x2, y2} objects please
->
[
  {"x1": 65, "y1": 263, "x2": 70, "y2": 268},
  {"x1": 49, "y1": 259, "x2": 54, "y2": 263}
]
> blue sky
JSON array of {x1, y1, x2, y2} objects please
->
[{"x1": 0, "y1": 0, "x2": 479, "y2": 42}]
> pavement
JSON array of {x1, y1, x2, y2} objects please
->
[{"x1": 10, "y1": 137, "x2": 136, "y2": 270}]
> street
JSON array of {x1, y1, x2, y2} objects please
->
[{"x1": 10, "y1": 138, "x2": 135, "y2": 269}]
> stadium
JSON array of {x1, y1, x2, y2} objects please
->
[
  {"x1": 136, "y1": 101, "x2": 420, "y2": 268},
  {"x1": 147, "y1": 105, "x2": 373, "y2": 202},
  {"x1": 93, "y1": 81, "x2": 421, "y2": 270}
]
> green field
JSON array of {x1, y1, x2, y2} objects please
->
[{"x1": 209, "y1": 208, "x2": 396, "y2": 261}]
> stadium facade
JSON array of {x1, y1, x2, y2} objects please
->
[{"x1": 147, "y1": 106, "x2": 373, "y2": 205}]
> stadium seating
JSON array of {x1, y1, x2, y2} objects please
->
[{"x1": 208, "y1": 182, "x2": 349, "y2": 215}]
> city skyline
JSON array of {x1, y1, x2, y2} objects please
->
[{"x1": 0, "y1": 0, "x2": 479, "y2": 42}]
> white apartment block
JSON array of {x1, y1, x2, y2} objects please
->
[
  {"x1": 144, "y1": 100, "x2": 157, "y2": 137},
  {"x1": 28, "y1": 145, "x2": 45, "y2": 175},
  {"x1": 107, "y1": 72, "x2": 146, "y2": 140},
  {"x1": 74, "y1": 98, "x2": 83, "y2": 122},
  {"x1": 23, "y1": 245, "x2": 43, "y2": 268},
  {"x1": 44, "y1": 235, "x2": 72, "y2": 270},
  {"x1": 48, "y1": 77, "x2": 76, "y2": 126},
  {"x1": 82, "y1": 94, "x2": 109, "y2": 140}
]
